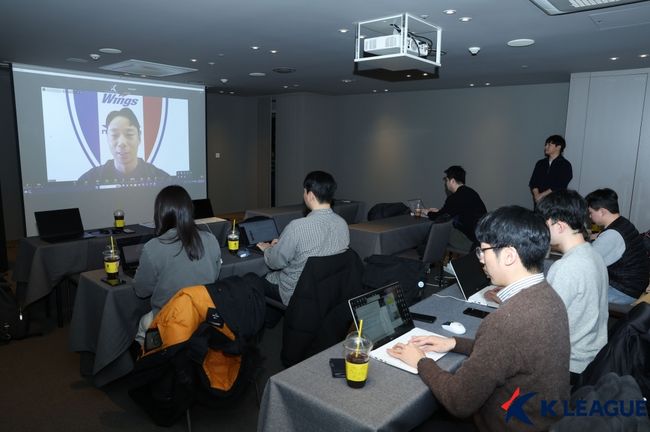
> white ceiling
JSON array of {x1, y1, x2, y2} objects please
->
[{"x1": 2, "y1": 0, "x2": 650, "y2": 95}]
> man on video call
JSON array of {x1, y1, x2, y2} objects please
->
[{"x1": 78, "y1": 107, "x2": 170, "y2": 183}]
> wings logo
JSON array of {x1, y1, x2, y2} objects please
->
[
  {"x1": 65, "y1": 89, "x2": 168, "y2": 168},
  {"x1": 501, "y1": 387, "x2": 537, "y2": 425}
]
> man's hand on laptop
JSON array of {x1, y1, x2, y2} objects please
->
[
  {"x1": 257, "y1": 238, "x2": 279, "y2": 251},
  {"x1": 483, "y1": 287, "x2": 503, "y2": 304},
  {"x1": 388, "y1": 335, "x2": 456, "y2": 368}
]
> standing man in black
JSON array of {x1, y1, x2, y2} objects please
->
[
  {"x1": 529, "y1": 134, "x2": 573, "y2": 205},
  {"x1": 424, "y1": 165, "x2": 487, "y2": 253}
]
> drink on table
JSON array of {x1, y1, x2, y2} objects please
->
[
  {"x1": 343, "y1": 330, "x2": 373, "y2": 388},
  {"x1": 228, "y1": 219, "x2": 239, "y2": 255}
]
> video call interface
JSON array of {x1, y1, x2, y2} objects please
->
[{"x1": 13, "y1": 64, "x2": 208, "y2": 236}]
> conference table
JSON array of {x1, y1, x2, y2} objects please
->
[
  {"x1": 258, "y1": 284, "x2": 492, "y2": 432},
  {"x1": 69, "y1": 247, "x2": 269, "y2": 387},
  {"x1": 244, "y1": 200, "x2": 365, "y2": 232},
  {"x1": 348, "y1": 214, "x2": 433, "y2": 261},
  {"x1": 13, "y1": 219, "x2": 230, "y2": 309}
]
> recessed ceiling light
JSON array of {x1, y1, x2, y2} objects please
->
[
  {"x1": 384, "y1": 89, "x2": 389, "y2": 92},
  {"x1": 459, "y1": 17, "x2": 472, "y2": 22},
  {"x1": 99, "y1": 48, "x2": 122, "y2": 54},
  {"x1": 359, "y1": 35, "x2": 366, "y2": 39},
  {"x1": 609, "y1": 57, "x2": 619, "y2": 61},
  {"x1": 190, "y1": 59, "x2": 197, "y2": 62},
  {"x1": 507, "y1": 39, "x2": 535, "y2": 47},
  {"x1": 249, "y1": 72, "x2": 266, "y2": 77},
  {"x1": 422, "y1": 72, "x2": 428, "y2": 76},
  {"x1": 469, "y1": 83, "x2": 475, "y2": 87},
  {"x1": 273, "y1": 67, "x2": 296, "y2": 74},
  {"x1": 341, "y1": 79, "x2": 354, "y2": 83},
  {"x1": 485, "y1": 82, "x2": 491, "y2": 86},
  {"x1": 66, "y1": 57, "x2": 88, "y2": 63},
  {"x1": 406, "y1": 74, "x2": 412, "y2": 78},
  {"x1": 219, "y1": 90, "x2": 224, "y2": 94},
  {"x1": 218, "y1": 53, "x2": 225, "y2": 57},
  {"x1": 208, "y1": 62, "x2": 215, "y2": 66},
  {"x1": 251, "y1": 46, "x2": 260, "y2": 50},
  {"x1": 420, "y1": 14, "x2": 429, "y2": 19},
  {"x1": 639, "y1": 54, "x2": 649, "y2": 58},
  {"x1": 283, "y1": 85, "x2": 289, "y2": 89},
  {"x1": 270, "y1": 50, "x2": 278, "y2": 54},
  {"x1": 293, "y1": 84, "x2": 300, "y2": 87},
  {"x1": 521, "y1": 64, "x2": 529, "y2": 68},
  {"x1": 229, "y1": 91, "x2": 235, "y2": 94},
  {"x1": 338, "y1": 29, "x2": 349, "y2": 33},
  {"x1": 372, "y1": 89, "x2": 378, "y2": 93},
  {"x1": 443, "y1": 9, "x2": 456, "y2": 15}
]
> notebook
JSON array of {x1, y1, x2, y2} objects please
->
[
  {"x1": 449, "y1": 253, "x2": 500, "y2": 308},
  {"x1": 406, "y1": 198, "x2": 425, "y2": 214},
  {"x1": 239, "y1": 218, "x2": 280, "y2": 253},
  {"x1": 34, "y1": 208, "x2": 92, "y2": 243},
  {"x1": 117, "y1": 234, "x2": 154, "y2": 278},
  {"x1": 348, "y1": 282, "x2": 446, "y2": 374}
]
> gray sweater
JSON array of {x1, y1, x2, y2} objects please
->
[
  {"x1": 418, "y1": 281, "x2": 571, "y2": 432},
  {"x1": 134, "y1": 228, "x2": 221, "y2": 315},
  {"x1": 547, "y1": 242, "x2": 608, "y2": 373}
]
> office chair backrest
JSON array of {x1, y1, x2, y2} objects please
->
[
  {"x1": 421, "y1": 220, "x2": 453, "y2": 264},
  {"x1": 281, "y1": 249, "x2": 364, "y2": 367}
]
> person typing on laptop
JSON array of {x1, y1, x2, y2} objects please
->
[
  {"x1": 388, "y1": 206, "x2": 570, "y2": 431},
  {"x1": 536, "y1": 190, "x2": 608, "y2": 382},
  {"x1": 249, "y1": 171, "x2": 349, "y2": 313}
]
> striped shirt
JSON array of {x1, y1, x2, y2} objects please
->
[
  {"x1": 264, "y1": 208, "x2": 349, "y2": 305},
  {"x1": 496, "y1": 273, "x2": 545, "y2": 303}
]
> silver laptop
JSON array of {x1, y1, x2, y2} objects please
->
[
  {"x1": 449, "y1": 254, "x2": 500, "y2": 308},
  {"x1": 348, "y1": 282, "x2": 446, "y2": 374},
  {"x1": 406, "y1": 198, "x2": 425, "y2": 215}
]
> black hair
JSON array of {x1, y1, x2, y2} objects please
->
[
  {"x1": 545, "y1": 134, "x2": 566, "y2": 153},
  {"x1": 303, "y1": 171, "x2": 337, "y2": 204},
  {"x1": 154, "y1": 185, "x2": 204, "y2": 260},
  {"x1": 536, "y1": 189, "x2": 589, "y2": 234},
  {"x1": 475, "y1": 205, "x2": 549, "y2": 272},
  {"x1": 585, "y1": 188, "x2": 620, "y2": 214},
  {"x1": 444, "y1": 165, "x2": 466, "y2": 184},
  {"x1": 106, "y1": 108, "x2": 141, "y2": 138}
]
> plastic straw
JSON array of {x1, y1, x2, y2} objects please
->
[
  {"x1": 355, "y1": 319, "x2": 364, "y2": 354},
  {"x1": 110, "y1": 235, "x2": 115, "y2": 253}
]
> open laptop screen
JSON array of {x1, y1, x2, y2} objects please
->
[
  {"x1": 348, "y1": 282, "x2": 414, "y2": 348},
  {"x1": 239, "y1": 218, "x2": 279, "y2": 246},
  {"x1": 34, "y1": 208, "x2": 85, "y2": 242}
]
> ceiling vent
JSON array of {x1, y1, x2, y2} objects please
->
[
  {"x1": 528, "y1": 0, "x2": 648, "y2": 15},
  {"x1": 99, "y1": 59, "x2": 197, "y2": 77}
]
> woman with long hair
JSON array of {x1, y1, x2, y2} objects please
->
[{"x1": 134, "y1": 185, "x2": 221, "y2": 344}]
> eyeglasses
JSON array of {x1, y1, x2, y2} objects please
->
[{"x1": 475, "y1": 246, "x2": 500, "y2": 259}]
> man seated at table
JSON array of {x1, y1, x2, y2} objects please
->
[
  {"x1": 536, "y1": 190, "x2": 608, "y2": 382},
  {"x1": 253, "y1": 171, "x2": 349, "y2": 308},
  {"x1": 388, "y1": 206, "x2": 570, "y2": 431},
  {"x1": 423, "y1": 165, "x2": 487, "y2": 252},
  {"x1": 585, "y1": 188, "x2": 649, "y2": 304}
]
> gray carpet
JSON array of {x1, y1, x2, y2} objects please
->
[{"x1": 0, "y1": 307, "x2": 285, "y2": 432}]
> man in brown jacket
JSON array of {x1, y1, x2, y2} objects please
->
[{"x1": 389, "y1": 206, "x2": 570, "y2": 431}]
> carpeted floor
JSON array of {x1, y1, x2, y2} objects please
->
[{"x1": 0, "y1": 298, "x2": 285, "y2": 432}]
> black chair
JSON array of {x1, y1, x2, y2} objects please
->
[
  {"x1": 367, "y1": 202, "x2": 410, "y2": 221},
  {"x1": 272, "y1": 249, "x2": 365, "y2": 367}
]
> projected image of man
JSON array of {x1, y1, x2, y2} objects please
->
[{"x1": 78, "y1": 107, "x2": 170, "y2": 183}]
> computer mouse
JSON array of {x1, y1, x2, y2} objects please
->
[{"x1": 441, "y1": 321, "x2": 466, "y2": 335}]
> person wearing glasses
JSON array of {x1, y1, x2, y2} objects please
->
[
  {"x1": 536, "y1": 190, "x2": 608, "y2": 383},
  {"x1": 423, "y1": 165, "x2": 487, "y2": 253},
  {"x1": 388, "y1": 206, "x2": 570, "y2": 431},
  {"x1": 529, "y1": 134, "x2": 573, "y2": 205}
]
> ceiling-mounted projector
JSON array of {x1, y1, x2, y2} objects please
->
[{"x1": 364, "y1": 35, "x2": 430, "y2": 58}]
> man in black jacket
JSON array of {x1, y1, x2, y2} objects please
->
[{"x1": 424, "y1": 165, "x2": 487, "y2": 252}]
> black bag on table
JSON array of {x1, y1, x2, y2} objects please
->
[{"x1": 362, "y1": 255, "x2": 427, "y2": 306}]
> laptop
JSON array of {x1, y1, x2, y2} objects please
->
[
  {"x1": 34, "y1": 208, "x2": 92, "y2": 243},
  {"x1": 239, "y1": 218, "x2": 280, "y2": 253},
  {"x1": 348, "y1": 282, "x2": 446, "y2": 374},
  {"x1": 449, "y1": 253, "x2": 500, "y2": 308},
  {"x1": 192, "y1": 198, "x2": 214, "y2": 219},
  {"x1": 406, "y1": 198, "x2": 425, "y2": 215},
  {"x1": 117, "y1": 234, "x2": 154, "y2": 278}
]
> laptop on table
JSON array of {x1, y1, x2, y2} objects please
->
[
  {"x1": 34, "y1": 208, "x2": 93, "y2": 243},
  {"x1": 348, "y1": 282, "x2": 447, "y2": 374},
  {"x1": 117, "y1": 234, "x2": 154, "y2": 278},
  {"x1": 406, "y1": 198, "x2": 426, "y2": 215},
  {"x1": 449, "y1": 253, "x2": 500, "y2": 309},
  {"x1": 238, "y1": 218, "x2": 280, "y2": 254}
]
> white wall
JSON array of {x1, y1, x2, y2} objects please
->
[{"x1": 274, "y1": 83, "x2": 570, "y2": 213}]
